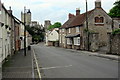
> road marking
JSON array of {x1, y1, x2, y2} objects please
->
[
  {"x1": 41, "y1": 65, "x2": 72, "y2": 70},
  {"x1": 33, "y1": 49, "x2": 42, "y2": 80}
]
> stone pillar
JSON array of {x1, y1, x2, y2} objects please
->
[{"x1": 107, "y1": 33, "x2": 111, "y2": 53}]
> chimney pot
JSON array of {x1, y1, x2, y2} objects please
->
[{"x1": 76, "y1": 8, "x2": 80, "y2": 16}]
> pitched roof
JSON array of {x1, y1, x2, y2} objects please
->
[
  {"x1": 61, "y1": 9, "x2": 94, "y2": 29},
  {"x1": 60, "y1": 16, "x2": 75, "y2": 28}
]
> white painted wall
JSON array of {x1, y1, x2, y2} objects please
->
[
  {"x1": 48, "y1": 29, "x2": 59, "y2": 41},
  {"x1": 0, "y1": 5, "x2": 11, "y2": 62},
  {"x1": 20, "y1": 23, "x2": 24, "y2": 49}
]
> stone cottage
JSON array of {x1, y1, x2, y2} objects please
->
[{"x1": 59, "y1": 0, "x2": 119, "y2": 51}]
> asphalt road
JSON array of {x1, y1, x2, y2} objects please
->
[{"x1": 32, "y1": 43, "x2": 118, "y2": 78}]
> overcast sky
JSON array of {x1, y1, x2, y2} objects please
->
[{"x1": 1, "y1": 0, "x2": 116, "y2": 24}]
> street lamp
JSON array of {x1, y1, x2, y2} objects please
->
[
  {"x1": 24, "y1": 6, "x2": 26, "y2": 56},
  {"x1": 85, "y1": 0, "x2": 89, "y2": 51},
  {"x1": 24, "y1": 6, "x2": 30, "y2": 56}
]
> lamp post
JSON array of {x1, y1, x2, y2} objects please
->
[
  {"x1": 85, "y1": 0, "x2": 89, "y2": 51},
  {"x1": 24, "y1": 6, "x2": 26, "y2": 56},
  {"x1": 24, "y1": 6, "x2": 31, "y2": 56}
]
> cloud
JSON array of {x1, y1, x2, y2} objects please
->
[{"x1": 1, "y1": 0, "x2": 116, "y2": 24}]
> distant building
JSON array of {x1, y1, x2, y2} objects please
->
[
  {"x1": 46, "y1": 28, "x2": 59, "y2": 46},
  {"x1": 21, "y1": 9, "x2": 31, "y2": 26},
  {"x1": 44, "y1": 20, "x2": 51, "y2": 31},
  {"x1": 30, "y1": 21, "x2": 43, "y2": 29}
]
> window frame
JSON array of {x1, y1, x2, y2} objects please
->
[
  {"x1": 76, "y1": 26, "x2": 80, "y2": 33},
  {"x1": 68, "y1": 28, "x2": 71, "y2": 33},
  {"x1": 95, "y1": 16, "x2": 104, "y2": 24}
]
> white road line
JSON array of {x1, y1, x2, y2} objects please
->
[
  {"x1": 33, "y1": 49, "x2": 42, "y2": 80},
  {"x1": 41, "y1": 65, "x2": 72, "y2": 70}
]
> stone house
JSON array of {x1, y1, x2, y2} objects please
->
[
  {"x1": 59, "y1": 0, "x2": 119, "y2": 51},
  {"x1": 47, "y1": 28, "x2": 59, "y2": 46}
]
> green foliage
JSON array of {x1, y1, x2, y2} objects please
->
[
  {"x1": 112, "y1": 29, "x2": 120, "y2": 35},
  {"x1": 48, "y1": 22, "x2": 61, "y2": 30},
  {"x1": 108, "y1": 0, "x2": 120, "y2": 18},
  {"x1": 26, "y1": 26, "x2": 45, "y2": 42}
]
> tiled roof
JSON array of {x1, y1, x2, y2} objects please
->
[
  {"x1": 61, "y1": 17, "x2": 75, "y2": 28},
  {"x1": 61, "y1": 9, "x2": 94, "y2": 28}
]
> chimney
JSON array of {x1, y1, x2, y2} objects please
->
[
  {"x1": 68, "y1": 13, "x2": 75, "y2": 19},
  {"x1": 95, "y1": 0, "x2": 101, "y2": 8},
  {"x1": 76, "y1": 8, "x2": 80, "y2": 16},
  {"x1": 7, "y1": 6, "x2": 12, "y2": 14}
]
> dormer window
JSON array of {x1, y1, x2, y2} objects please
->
[{"x1": 95, "y1": 16, "x2": 104, "y2": 26}]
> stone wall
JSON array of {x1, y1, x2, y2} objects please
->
[
  {"x1": 89, "y1": 33, "x2": 99, "y2": 52},
  {"x1": 107, "y1": 34, "x2": 120, "y2": 55},
  {"x1": 84, "y1": 32, "x2": 99, "y2": 51}
]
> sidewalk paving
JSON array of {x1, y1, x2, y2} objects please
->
[
  {"x1": 2, "y1": 49, "x2": 34, "y2": 79},
  {"x1": 66, "y1": 48, "x2": 119, "y2": 61}
]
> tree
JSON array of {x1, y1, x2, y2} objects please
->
[
  {"x1": 108, "y1": 0, "x2": 120, "y2": 18},
  {"x1": 48, "y1": 22, "x2": 61, "y2": 30},
  {"x1": 26, "y1": 26, "x2": 45, "y2": 42}
]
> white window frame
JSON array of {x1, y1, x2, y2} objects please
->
[
  {"x1": 74, "y1": 37, "x2": 80, "y2": 45},
  {"x1": 67, "y1": 38, "x2": 72, "y2": 45},
  {"x1": 77, "y1": 37, "x2": 80, "y2": 45},
  {"x1": 68, "y1": 28, "x2": 71, "y2": 33},
  {"x1": 76, "y1": 27, "x2": 80, "y2": 33}
]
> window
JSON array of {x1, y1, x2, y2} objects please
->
[
  {"x1": 74, "y1": 37, "x2": 80, "y2": 45},
  {"x1": 62, "y1": 29, "x2": 64, "y2": 32},
  {"x1": 77, "y1": 37, "x2": 80, "y2": 45},
  {"x1": 95, "y1": 17, "x2": 104, "y2": 26},
  {"x1": 62, "y1": 34, "x2": 65, "y2": 43},
  {"x1": 74, "y1": 38, "x2": 77, "y2": 45},
  {"x1": 67, "y1": 38, "x2": 72, "y2": 45},
  {"x1": 95, "y1": 17, "x2": 104, "y2": 23},
  {"x1": 76, "y1": 27, "x2": 80, "y2": 33},
  {"x1": 68, "y1": 28, "x2": 71, "y2": 33}
]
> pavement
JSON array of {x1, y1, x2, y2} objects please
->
[
  {"x1": 2, "y1": 49, "x2": 34, "y2": 79},
  {"x1": 66, "y1": 48, "x2": 119, "y2": 61}
]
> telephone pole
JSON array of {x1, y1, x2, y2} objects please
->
[
  {"x1": 24, "y1": 6, "x2": 26, "y2": 56},
  {"x1": 85, "y1": 0, "x2": 89, "y2": 51}
]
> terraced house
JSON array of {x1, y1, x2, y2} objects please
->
[
  {"x1": 0, "y1": 1, "x2": 32, "y2": 63},
  {"x1": 0, "y1": 2, "x2": 14, "y2": 62},
  {"x1": 59, "y1": 0, "x2": 119, "y2": 51}
]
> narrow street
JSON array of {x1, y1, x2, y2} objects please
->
[{"x1": 32, "y1": 43, "x2": 118, "y2": 78}]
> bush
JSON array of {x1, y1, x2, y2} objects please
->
[{"x1": 112, "y1": 29, "x2": 120, "y2": 35}]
